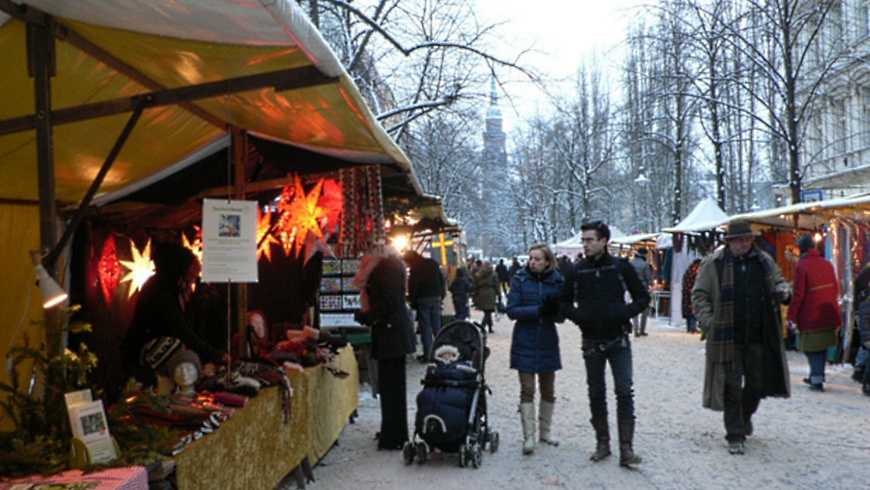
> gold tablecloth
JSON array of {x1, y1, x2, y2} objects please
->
[{"x1": 173, "y1": 346, "x2": 360, "y2": 490}]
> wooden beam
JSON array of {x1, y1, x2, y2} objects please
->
[{"x1": 0, "y1": 66, "x2": 338, "y2": 135}]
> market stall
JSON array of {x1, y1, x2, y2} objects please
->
[
  {"x1": 173, "y1": 346, "x2": 359, "y2": 489},
  {"x1": 0, "y1": 0, "x2": 434, "y2": 483}
]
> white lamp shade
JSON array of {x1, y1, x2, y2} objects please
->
[{"x1": 34, "y1": 264, "x2": 68, "y2": 309}]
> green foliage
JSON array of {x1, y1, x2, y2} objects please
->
[{"x1": 0, "y1": 305, "x2": 174, "y2": 476}]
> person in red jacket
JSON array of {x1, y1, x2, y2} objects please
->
[{"x1": 787, "y1": 234, "x2": 842, "y2": 392}]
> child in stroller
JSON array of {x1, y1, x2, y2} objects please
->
[{"x1": 404, "y1": 320, "x2": 499, "y2": 468}]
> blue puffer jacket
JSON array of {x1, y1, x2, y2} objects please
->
[{"x1": 506, "y1": 267, "x2": 565, "y2": 373}]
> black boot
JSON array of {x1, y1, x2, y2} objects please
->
[
  {"x1": 618, "y1": 419, "x2": 642, "y2": 467},
  {"x1": 589, "y1": 418, "x2": 611, "y2": 461}
]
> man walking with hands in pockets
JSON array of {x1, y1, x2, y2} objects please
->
[
  {"x1": 560, "y1": 220, "x2": 650, "y2": 467},
  {"x1": 692, "y1": 221, "x2": 791, "y2": 456}
]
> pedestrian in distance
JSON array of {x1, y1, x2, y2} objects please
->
[
  {"x1": 473, "y1": 261, "x2": 500, "y2": 333},
  {"x1": 629, "y1": 248, "x2": 653, "y2": 336},
  {"x1": 405, "y1": 250, "x2": 447, "y2": 362},
  {"x1": 682, "y1": 258, "x2": 703, "y2": 334},
  {"x1": 506, "y1": 243, "x2": 565, "y2": 455},
  {"x1": 496, "y1": 258, "x2": 511, "y2": 298},
  {"x1": 851, "y1": 262, "x2": 870, "y2": 390},
  {"x1": 559, "y1": 220, "x2": 650, "y2": 467},
  {"x1": 508, "y1": 256, "x2": 522, "y2": 282},
  {"x1": 787, "y1": 233, "x2": 841, "y2": 392},
  {"x1": 692, "y1": 220, "x2": 792, "y2": 456},
  {"x1": 449, "y1": 266, "x2": 474, "y2": 321}
]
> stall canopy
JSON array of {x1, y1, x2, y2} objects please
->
[
  {"x1": 0, "y1": 0, "x2": 422, "y2": 207},
  {"x1": 0, "y1": 0, "x2": 440, "y2": 406},
  {"x1": 554, "y1": 226, "x2": 626, "y2": 257},
  {"x1": 661, "y1": 197, "x2": 729, "y2": 234},
  {"x1": 728, "y1": 194, "x2": 870, "y2": 231}
]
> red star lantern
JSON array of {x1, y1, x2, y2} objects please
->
[{"x1": 98, "y1": 234, "x2": 121, "y2": 305}]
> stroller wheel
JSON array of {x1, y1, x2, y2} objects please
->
[
  {"x1": 489, "y1": 431, "x2": 499, "y2": 453},
  {"x1": 415, "y1": 441, "x2": 428, "y2": 465},
  {"x1": 402, "y1": 442, "x2": 416, "y2": 465},
  {"x1": 470, "y1": 443, "x2": 483, "y2": 468},
  {"x1": 458, "y1": 445, "x2": 468, "y2": 468}
]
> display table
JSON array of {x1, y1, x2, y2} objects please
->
[
  {"x1": 1, "y1": 466, "x2": 148, "y2": 490},
  {"x1": 173, "y1": 346, "x2": 359, "y2": 489}
]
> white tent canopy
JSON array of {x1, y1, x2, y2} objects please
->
[
  {"x1": 662, "y1": 197, "x2": 729, "y2": 234},
  {"x1": 553, "y1": 226, "x2": 625, "y2": 257}
]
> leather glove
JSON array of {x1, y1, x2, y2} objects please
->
[{"x1": 540, "y1": 295, "x2": 560, "y2": 316}]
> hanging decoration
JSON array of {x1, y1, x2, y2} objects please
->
[
  {"x1": 182, "y1": 225, "x2": 204, "y2": 266},
  {"x1": 319, "y1": 178, "x2": 344, "y2": 238},
  {"x1": 98, "y1": 234, "x2": 121, "y2": 305},
  {"x1": 277, "y1": 175, "x2": 327, "y2": 258},
  {"x1": 339, "y1": 166, "x2": 385, "y2": 257},
  {"x1": 119, "y1": 238, "x2": 154, "y2": 299},
  {"x1": 257, "y1": 207, "x2": 280, "y2": 261}
]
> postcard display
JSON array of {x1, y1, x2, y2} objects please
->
[{"x1": 318, "y1": 258, "x2": 363, "y2": 328}]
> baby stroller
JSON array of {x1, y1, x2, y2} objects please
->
[{"x1": 403, "y1": 319, "x2": 499, "y2": 468}]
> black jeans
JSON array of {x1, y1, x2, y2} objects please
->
[
  {"x1": 723, "y1": 342, "x2": 764, "y2": 442},
  {"x1": 582, "y1": 335, "x2": 635, "y2": 420}
]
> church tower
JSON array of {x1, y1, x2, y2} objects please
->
[{"x1": 483, "y1": 76, "x2": 507, "y2": 168}]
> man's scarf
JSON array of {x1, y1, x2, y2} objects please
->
[{"x1": 711, "y1": 246, "x2": 775, "y2": 363}]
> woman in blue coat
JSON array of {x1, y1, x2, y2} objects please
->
[{"x1": 506, "y1": 243, "x2": 564, "y2": 455}]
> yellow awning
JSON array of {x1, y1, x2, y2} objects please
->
[{"x1": 0, "y1": 0, "x2": 419, "y2": 204}]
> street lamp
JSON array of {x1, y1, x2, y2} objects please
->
[{"x1": 634, "y1": 169, "x2": 650, "y2": 231}]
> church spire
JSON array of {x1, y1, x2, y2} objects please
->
[{"x1": 487, "y1": 75, "x2": 502, "y2": 119}]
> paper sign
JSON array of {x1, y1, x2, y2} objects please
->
[{"x1": 201, "y1": 199, "x2": 259, "y2": 283}]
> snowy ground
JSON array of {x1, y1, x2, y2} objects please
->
[{"x1": 309, "y1": 313, "x2": 870, "y2": 490}]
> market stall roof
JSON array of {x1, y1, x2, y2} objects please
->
[
  {"x1": 729, "y1": 193, "x2": 870, "y2": 231},
  {"x1": 661, "y1": 197, "x2": 729, "y2": 234},
  {"x1": 0, "y1": 0, "x2": 422, "y2": 206},
  {"x1": 554, "y1": 226, "x2": 626, "y2": 256},
  {"x1": 610, "y1": 232, "x2": 659, "y2": 247}
]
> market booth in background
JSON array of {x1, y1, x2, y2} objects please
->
[
  {"x1": 0, "y1": 1, "x2": 443, "y2": 487},
  {"x1": 660, "y1": 197, "x2": 730, "y2": 326},
  {"x1": 725, "y1": 194, "x2": 870, "y2": 363}
]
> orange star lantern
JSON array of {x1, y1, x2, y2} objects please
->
[
  {"x1": 257, "y1": 208, "x2": 280, "y2": 261},
  {"x1": 277, "y1": 176, "x2": 327, "y2": 257}
]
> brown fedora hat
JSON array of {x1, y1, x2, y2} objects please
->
[{"x1": 723, "y1": 220, "x2": 760, "y2": 239}]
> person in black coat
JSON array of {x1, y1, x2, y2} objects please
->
[
  {"x1": 496, "y1": 258, "x2": 511, "y2": 297},
  {"x1": 121, "y1": 241, "x2": 226, "y2": 388},
  {"x1": 449, "y1": 266, "x2": 474, "y2": 320},
  {"x1": 560, "y1": 220, "x2": 650, "y2": 467},
  {"x1": 353, "y1": 244, "x2": 415, "y2": 450},
  {"x1": 406, "y1": 250, "x2": 447, "y2": 361}
]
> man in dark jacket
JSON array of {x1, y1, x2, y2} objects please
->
[
  {"x1": 560, "y1": 220, "x2": 650, "y2": 468},
  {"x1": 406, "y1": 251, "x2": 447, "y2": 362}
]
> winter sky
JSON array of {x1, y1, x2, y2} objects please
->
[{"x1": 475, "y1": 0, "x2": 644, "y2": 130}]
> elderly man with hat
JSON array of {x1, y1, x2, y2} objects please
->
[{"x1": 691, "y1": 220, "x2": 792, "y2": 455}]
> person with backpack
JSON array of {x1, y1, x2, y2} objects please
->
[{"x1": 559, "y1": 220, "x2": 650, "y2": 468}]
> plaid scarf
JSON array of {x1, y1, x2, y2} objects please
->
[{"x1": 710, "y1": 246, "x2": 775, "y2": 363}]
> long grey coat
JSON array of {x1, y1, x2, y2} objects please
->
[{"x1": 691, "y1": 245, "x2": 791, "y2": 411}]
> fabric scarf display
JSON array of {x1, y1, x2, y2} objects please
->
[{"x1": 339, "y1": 166, "x2": 386, "y2": 258}]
